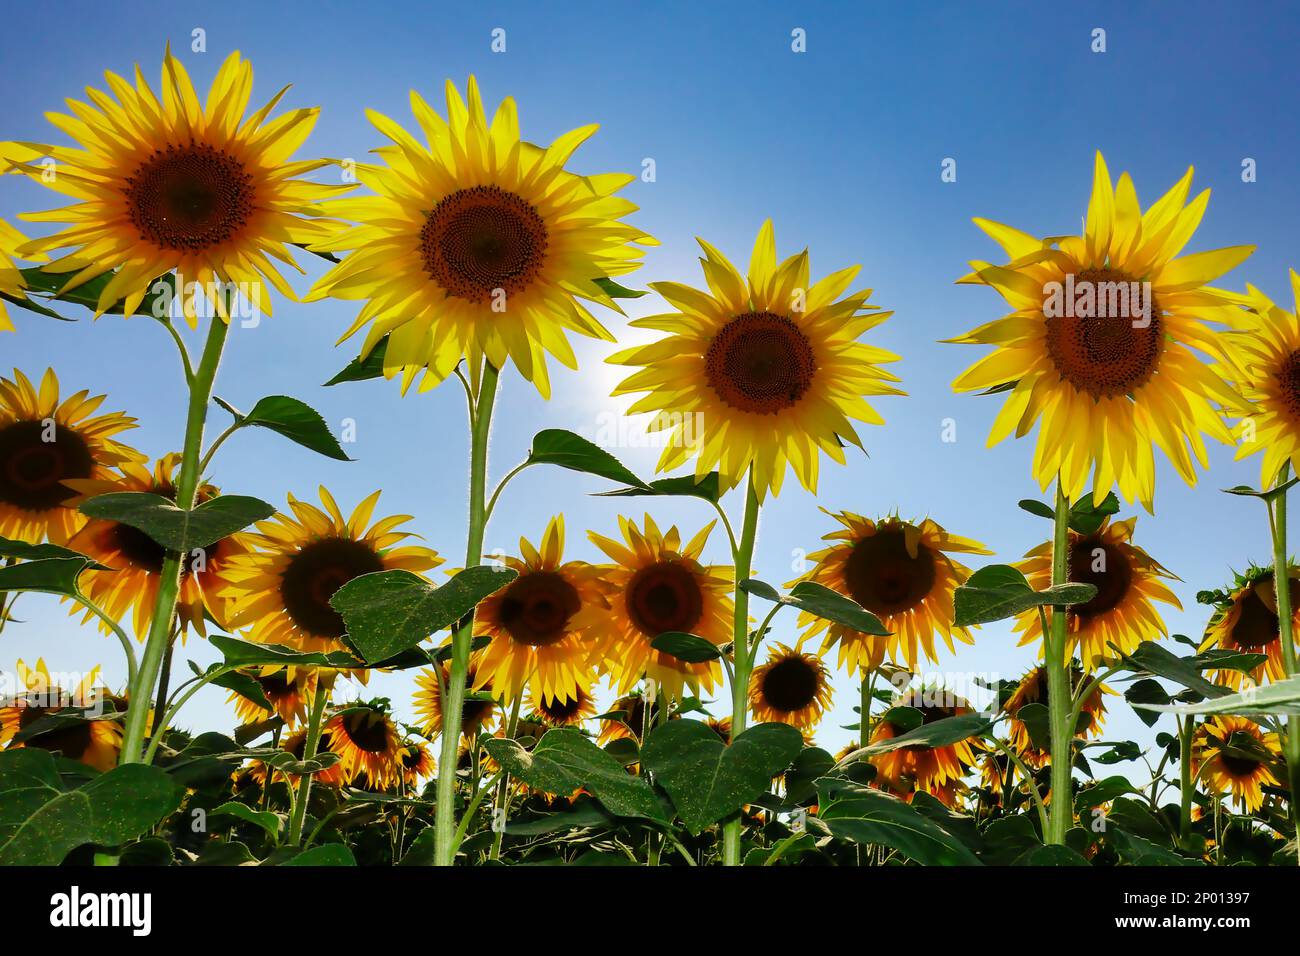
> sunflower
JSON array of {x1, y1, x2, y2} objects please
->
[
  {"x1": 220, "y1": 487, "x2": 442, "y2": 654},
  {"x1": 1200, "y1": 566, "x2": 1300, "y2": 688},
  {"x1": 595, "y1": 692, "x2": 671, "y2": 746},
  {"x1": 0, "y1": 219, "x2": 40, "y2": 333},
  {"x1": 0, "y1": 368, "x2": 142, "y2": 544},
  {"x1": 704, "y1": 716, "x2": 733, "y2": 744},
  {"x1": 323, "y1": 703, "x2": 405, "y2": 790},
  {"x1": 250, "y1": 727, "x2": 345, "y2": 788},
  {"x1": 8, "y1": 48, "x2": 342, "y2": 321},
  {"x1": 588, "y1": 514, "x2": 734, "y2": 699},
  {"x1": 226, "y1": 665, "x2": 317, "y2": 728},
  {"x1": 1192, "y1": 716, "x2": 1283, "y2": 813},
  {"x1": 397, "y1": 741, "x2": 435, "y2": 788},
  {"x1": 66, "y1": 453, "x2": 250, "y2": 639},
  {"x1": 0, "y1": 659, "x2": 120, "y2": 771},
  {"x1": 793, "y1": 511, "x2": 989, "y2": 672},
  {"x1": 1014, "y1": 515, "x2": 1180, "y2": 670},
  {"x1": 869, "y1": 688, "x2": 982, "y2": 808},
  {"x1": 306, "y1": 76, "x2": 652, "y2": 397},
  {"x1": 949, "y1": 152, "x2": 1251, "y2": 511},
  {"x1": 1004, "y1": 663, "x2": 1110, "y2": 768},
  {"x1": 413, "y1": 660, "x2": 499, "y2": 739},
  {"x1": 531, "y1": 683, "x2": 597, "y2": 728},
  {"x1": 608, "y1": 221, "x2": 902, "y2": 498},
  {"x1": 747, "y1": 643, "x2": 833, "y2": 734}
]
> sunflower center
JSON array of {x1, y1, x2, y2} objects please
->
[
  {"x1": 0, "y1": 420, "x2": 94, "y2": 512},
  {"x1": 540, "y1": 694, "x2": 584, "y2": 723},
  {"x1": 761, "y1": 656, "x2": 820, "y2": 713},
  {"x1": 1067, "y1": 539, "x2": 1133, "y2": 619},
  {"x1": 339, "y1": 711, "x2": 390, "y2": 753},
  {"x1": 843, "y1": 528, "x2": 936, "y2": 617},
  {"x1": 17, "y1": 705, "x2": 94, "y2": 760},
  {"x1": 126, "y1": 143, "x2": 255, "y2": 252},
  {"x1": 497, "y1": 571, "x2": 581, "y2": 647},
  {"x1": 1043, "y1": 269, "x2": 1163, "y2": 398},
  {"x1": 279, "y1": 537, "x2": 385, "y2": 638},
  {"x1": 626, "y1": 561, "x2": 705, "y2": 637},
  {"x1": 419, "y1": 185, "x2": 548, "y2": 302},
  {"x1": 703, "y1": 311, "x2": 817, "y2": 415},
  {"x1": 1230, "y1": 584, "x2": 1287, "y2": 650},
  {"x1": 1218, "y1": 752, "x2": 1262, "y2": 777}
]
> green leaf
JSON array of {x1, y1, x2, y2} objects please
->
[
  {"x1": 0, "y1": 536, "x2": 106, "y2": 566},
  {"x1": 649, "y1": 632, "x2": 723, "y2": 663},
  {"x1": 80, "y1": 492, "x2": 275, "y2": 552},
  {"x1": 503, "y1": 800, "x2": 617, "y2": 836},
  {"x1": 1074, "y1": 775, "x2": 1137, "y2": 813},
  {"x1": 850, "y1": 713, "x2": 993, "y2": 758},
  {"x1": 525, "y1": 429, "x2": 648, "y2": 488},
  {"x1": 1125, "y1": 678, "x2": 1171, "y2": 727},
  {"x1": 210, "y1": 801, "x2": 282, "y2": 840},
  {"x1": 1119, "y1": 641, "x2": 1231, "y2": 700},
  {"x1": 330, "y1": 566, "x2": 518, "y2": 664},
  {"x1": 210, "y1": 635, "x2": 363, "y2": 670},
  {"x1": 1017, "y1": 844, "x2": 1090, "y2": 866},
  {"x1": 0, "y1": 288, "x2": 74, "y2": 321},
  {"x1": 0, "y1": 557, "x2": 95, "y2": 597},
  {"x1": 17, "y1": 267, "x2": 174, "y2": 317},
  {"x1": 278, "y1": 843, "x2": 356, "y2": 866},
  {"x1": 1012, "y1": 702, "x2": 1052, "y2": 750},
  {"x1": 1068, "y1": 491, "x2": 1120, "y2": 535},
  {"x1": 484, "y1": 728, "x2": 667, "y2": 824},
  {"x1": 953, "y1": 564, "x2": 1097, "y2": 627},
  {"x1": 1017, "y1": 499, "x2": 1056, "y2": 520},
  {"x1": 639, "y1": 720, "x2": 803, "y2": 835},
  {"x1": 740, "y1": 579, "x2": 889, "y2": 636},
  {"x1": 1130, "y1": 676, "x2": 1300, "y2": 717},
  {"x1": 592, "y1": 277, "x2": 647, "y2": 298},
  {"x1": 816, "y1": 777, "x2": 982, "y2": 865},
  {"x1": 596, "y1": 472, "x2": 721, "y2": 504},
  {"x1": 324, "y1": 335, "x2": 390, "y2": 386},
  {"x1": 1107, "y1": 828, "x2": 1201, "y2": 866},
  {"x1": 219, "y1": 395, "x2": 351, "y2": 461},
  {"x1": 1223, "y1": 477, "x2": 1300, "y2": 502}
]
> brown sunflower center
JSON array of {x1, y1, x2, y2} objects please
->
[
  {"x1": 626, "y1": 561, "x2": 705, "y2": 637},
  {"x1": 280, "y1": 537, "x2": 385, "y2": 638},
  {"x1": 1273, "y1": 349, "x2": 1300, "y2": 424},
  {"x1": 539, "y1": 694, "x2": 585, "y2": 723},
  {"x1": 340, "y1": 711, "x2": 390, "y2": 753},
  {"x1": 760, "y1": 656, "x2": 820, "y2": 713},
  {"x1": 1043, "y1": 269, "x2": 1163, "y2": 398},
  {"x1": 843, "y1": 528, "x2": 936, "y2": 617},
  {"x1": 1067, "y1": 539, "x2": 1133, "y2": 619},
  {"x1": 126, "y1": 143, "x2": 255, "y2": 252},
  {"x1": 704, "y1": 311, "x2": 817, "y2": 415},
  {"x1": 497, "y1": 571, "x2": 581, "y2": 647},
  {"x1": 17, "y1": 704, "x2": 94, "y2": 760},
  {"x1": 0, "y1": 420, "x2": 94, "y2": 512},
  {"x1": 1228, "y1": 580, "x2": 1299, "y2": 650},
  {"x1": 419, "y1": 185, "x2": 548, "y2": 302}
]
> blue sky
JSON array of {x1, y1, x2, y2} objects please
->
[{"x1": 2, "y1": 1, "x2": 1299, "y2": 776}]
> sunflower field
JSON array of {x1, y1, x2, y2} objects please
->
[{"x1": 2, "y1": 4, "x2": 1300, "y2": 902}]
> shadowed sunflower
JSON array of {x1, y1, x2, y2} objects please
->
[
  {"x1": 67, "y1": 453, "x2": 250, "y2": 639},
  {"x1": 0, "y1": 368, "x2": 142, "y2": 544},
  {"x1": 472, "y1": 515, "x2": 608, "y2": 705},
  {"x1": 949, "y1": 152, "x2": 1251, "y2": 511},
  {"x1": 595, "y1": 692, "x2": 673, "y2": 746},
  {"x1": 8, "y1": 48, "x2": 343, "y2": 321},
  {"x1": 1192, "y1": 716, "x2": 1283, "y2": 813},
  {"x1": 227, "y1": 665, "x2": 317, "y2": 728},
  {"x1": 1200, "y1": 565, "x2": 1300, "y2": 688},
  {"x1": 705, "y1": 715, "x2": 732, "y2": 744},
  {"x1": 588, "y1": 514, "x2": 733, "y2": 699},
  {"x1": 869, "y1": 688, "x2": 983, "y2": 808},
  {"x1": 0, "y1": 659, "x2": 120, "y2": 771},
  {"x1": 323, "y1": 702, "x2": 405, "y2": 790},
  {"x1": 220, "y1": 488, "x2": 442, "y2": 654},
  {"x1": 1014, "y1": 515, "x2": 1179, "y2": 669},
  {"x1": 1004, "y1": 663, "x2": 1110, "y2": 768},
  {"x1": 747, "y1": 643, "x2": 833, "y2": 734},
  {"x1": 306, "y1": 76, "x2": 652, "y2": 397},
  {"x1": 608, "y1": 221, "x2": 902, "y2": 498},
  {"x1": 414, "y1": 660, "x2": 499, "y2": 739},
  {"x1": 793, "y1": 511, "x2": 989, "y2": 672},
  {"x1": 250, "y1": 727, "x2": 345, "y2": 788},
  {"x1": 531, "y1": 683, "x2": 597, "y2": 728},
  {"x1": 398, "y1": 741, "x2": 435, "y2": 788}
]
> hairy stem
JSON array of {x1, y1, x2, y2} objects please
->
[{"x1": 1045, "y1": 479, "x2": 1073, "y2": 844}]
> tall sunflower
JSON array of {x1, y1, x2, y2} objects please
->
[
  {"x1": 949, "y1": 152, "x2": 1250, "y2": 511},
  {"x1": 0, "y1": 659, "x2": 120, "y2": 771},
  {"x1": 306, "y1": 76, "x2": 652, "y2": 397},
  {"x1": 67, "y1": 453, "x2": 250, "y2": 639},
  {"x1": 1192, "y1": 715, "x2": 1283, "y2": 813},
  {"x1": 1014, "y1": 515, "x2": 1180, "y2": 669},
  {"x1": 868, "y1": 688, "x2": 983, "y2": 808},
  {"x1": 9, "y1": 48, "x2": 342, "y2": 320},
  {"x1": 473, "y1": 515, "x2": 607, "y2": 705},
  {"x1": 588, "y1": 514, "x2": 733, "y2": 699},
  {"x1": 608, "y1": 221, "x2": 902, "y2": 498},
  {"x1": 1004, "y1": 663, "x2": 1110, "y2": 768},
  {"x1": 0, "y1": 368, "x2": 142, "y2": 544},
  {"x1": 747, "y1": 643, "x2": 833, "y2": 734},
  {"x1": 413, "y1": 660, "x2": 499, "y2": 739},
  {"x1": 1200, "y1": 565, "x2": 1300, "y2": 688},
  {"x1": 220, "y1": 488, "x2": 442, "y2": 654},
  {"x1": 793, "y1": 511, "x2": 989, "y2": 672}
]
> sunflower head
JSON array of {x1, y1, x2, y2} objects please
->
[
  {"x1": 704, "y1": 715, "x2": 733, "y2": 744},
  {"x1": 531, "y1": 684, "x2": 597, "y2": 728},
  {"x1": 414, "y1": 660, "x2": 499, "y2": 739},
  {"x1": 227, "y1": 665, "x2": 316, "y2": 728},
  {"x1": 1192, "y1": 715, "x2": 1283, "y2": 814},
  {"x1": 323, "y1": 701, "x2": 405, "y2": 790},
  {"x1": 608, "y1": 221, "x2": 901, "y2": 497},
  {"x1": 869, "y1": 687, "x2": 982, "y2": 807},
  {"x1": 595, "y1": 692, "x2": 674, "y2": 746},
  {"x1": 747, "y1": 643, "x2": 833, "y2": 734},
  {"x1": 1003, "y1": 663, "x2": 1110, "y2": 767},
  {"x1": 1200, "y1": 564, "x2": 1300, "y2": 688},
  {"x1": 0, "y1": 218, "x2": 41, "y2": 333},
  {"x1": 0, "y1": 659, "x2": 120, "y2": 771}
]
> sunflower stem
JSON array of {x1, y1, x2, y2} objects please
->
[
  {"x1": 1045, "y1": 479, "x2": 1073, "y2": 844},
  {"x1": 434, "y1": 361, "x2": 501, "y2": 866},
  {"x1": 119, "y1": 315, "x2": 229, "y2": 765},
  {"x1": 1266, "y1": 462, "x2": 1300, "y2": 864},
  {"x1": 287, "y1": 683, "x2": 329, "y2": 847},
  {"x1": 488, "y1": 694, "x2": 522, "y2": 862},
  {"x1": 1178, "y1": 714, "x2": 1194, "y2": 845},
  {"x1": 722, "y1": 473, "x2": 761, "y2": 867}
]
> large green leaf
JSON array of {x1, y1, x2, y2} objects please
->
[
  {"x1": 210, "y1": 635, "x2": 362, "y2": 670},
  {"x1": 1068, "y1": 491, "x2": 1120, "y2": 535},
  {"x1": 741, "y1": 579, "x2": 889, "y2": 636},
  {"x1": 80, "y1": 491, "x2": 275, "y2": 552},
  {"x1": 484, "y1": 728, "x2": 667, "y2": 824},
  {"x1": 210, "y1": 801, "x2": 283, "y2": 840},
  {"x1": 1130, "y1": 676, "x2": 1300, "y2": 717},
  {"x1": 16, "y1": 267, "x2": 175, "y2": 318},
  {"x1": 953, "y1": 564, "x2": 1097, "y2": 626},
  {"x1": 1119, "y1": 641, "x2": 1232, "y2": 699},
  {"x1": 649, "y1": 632, "x2": 723, "y2": 663},
  {"x1": 0, "y1": 536, "x2": 106, "y2": 566},
  {"x1": 525, "y1": 429, "x2": 648, "y2": 488},
  {"x1": 815, "y1": 777, "x2": 982, "y2": 866},
  {"x1": 330, "y1": 566, "x2": 518, "y2": 664},
  {"x1": 0, "y1": 557, "x2": 95, "y2": 597},
  {"x1": 596, "y1": 472, "x2": 722, "y2": 504},
  {"x1": 278, "y1": 843, "x2": 356, "y2": 866},
  {"x1": 217, "y1": 395, "x2": 351, "y2": 461},
  {"x1": 842, "y1": 713, "x2": 993, "y2": 760},
  {"x1": 639, "y1": 720, "x2": 803, "y2": 835}
]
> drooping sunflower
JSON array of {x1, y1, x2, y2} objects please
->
[
  {"x1": 413, "y1": 660, "x2": 499, "y2": 739},
  {"x1": 226, "y1": 665, "x2": 317, "y2": 728},
  {"x1": 1004, "y1": 663, "x2": 1111, "y2": 768},
  {"x1": 869, "y1": 688, "x2": 983, "y2": 808},
  {"x1": 588, "y1": 514, "x2": 734, "y2": 699},
  {"x1": 0, "y1": 659, "x2": 120, "y2": 771},
  {"x1": 220, "y1": 488, "x2": 442, "y2": 654},
  {"x1": 0, "y1": 368, "x2": 142, "y2": 544},
  {"x1": 531, "y1": 683, "x2": 597, "y2": 728},
  {"x1": 472, "y1": 515, "x2": 608, "y2": 705},
  {"x1": 747, "y1": 643, "x2": 833, "y2": 734},
  {"x1": 8, "y1": 48, "x2": 343, "y2": 321},
  {"x1": 793, "y1": 511, "x2": 990, "y2": 672},
  {"x1": 608, "y1": 221, "x2": 902, "y2": 498},
  {"x1": 704, "y1": 715, "x2": 733, "y2": 744},
  {"x1": 1014, "y1": 515, "x2": 1180, "y2": 670},
  {"x1": 67, "y1": 453, "x2": 251, "y2": 639},
  {"x1": 306, "y1": 76, "x2": 652, "y2": 397},
  {"x1": 322, "y1": 703, "x2": 405, "y2": 790},
  {"x1": 1192, "y1": 715, "x2": 1284, "y2": 813},
  {"x1": 397, "y1": 741, "x2": 435, "y2": 788},
  {"x1": 1200, "y1": 565, "x2": 1300, "y2": 688},
  {"x1": 949, "y1": 152, "x2": 1251, "y2": 511}
]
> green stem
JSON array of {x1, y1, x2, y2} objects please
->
[
  {"x1": 1267, "y1": 462, "x2": 1300, "y2": 864},
  {"x1": 722, "y1": 473, "x2": 761, "y2": 867},
  {"x1": 287, "y1": 683, "x2": 329, "y2": 846},
  {"x1": 433, "y1": 361, "x2": 501, "y2": 867},
  {"x1": 990, "y1": 736, "x2": 1051, "y2": 837},
  {"x1": 1044, "y1": 479, "x2": 1073, "y2": 845},
  {"x1": 1178, "y1": 715, "x2": 1194, "y2": 844},
  {"x1": 488, "y1": 694, "x2": 522, "y2": 862},
  {"x1": 119, "y1": 316, "x2": 229, "y2": 764}
]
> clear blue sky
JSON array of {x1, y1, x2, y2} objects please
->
[{"x1": 2, "y1": 1, "x2": 1299, "y2": 770}]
